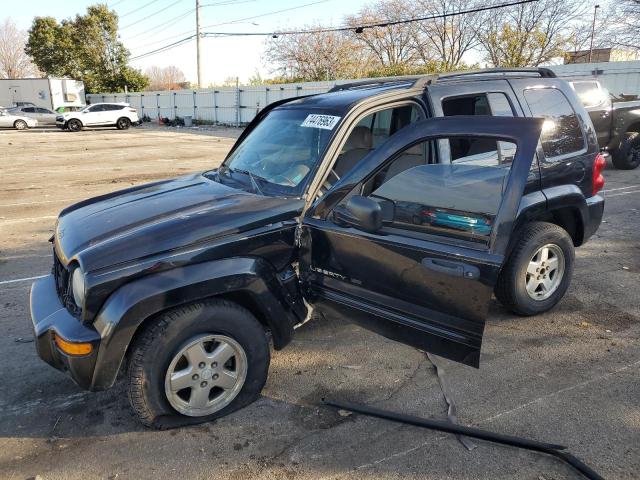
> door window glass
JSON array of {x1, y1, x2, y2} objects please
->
[
  {"x1": 88, "y1": 105, "x2": 104, "y2": 112},
  {"x1": 366, "y1": 136, "x2": 517, "y2": 242},
  {"x1": 523, "y1": 88, "x2": 585, "y2": 159},
  {"x1": 23, "y1": 107, "x2": 35, "y2": 113},
  {"x1": 440, "y1": 93, "x2": 516, "y2": 165}
]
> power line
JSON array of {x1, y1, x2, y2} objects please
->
[
  {"x1": 124, "y1": 0, "x2": 257, "y2": 48},
  {"x1": 130, "y1": 0, "x2": 538, "y2": 60},
  {"x1": 130, "y1": 34, "x2": 197, "y2": 60},
  {"x1": 120, "y1": 0, "x2": 165, "y2": 18},
  {"x1": 211, "y1": 0, "x2": 540, "y2": 36},
  {"x1": 200, "y1": 0, "x2": 328, "y2": 29},
  {"x1": 121, "y1": 0, "x2": 185, "y2": 29},
  {"x1": 127, "y1": 0, "x2": 323, "y2": 54}
]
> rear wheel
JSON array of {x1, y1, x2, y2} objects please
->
[
  {"x1": 14, "y1": 120, "x2": 27, "y2": 130},
  {"x1": 495, "y1": 222, "x2": 574, "y2": 316},
  {"x1": 127, "y1": 299, "x2": 270, "y2": 428},
  {"x1": 116, "y1": 117, "x2": 131, "y2": 130},
  {"x1": 67, "y1": 119, "x2": 82, "y2": 132},
  {"x1": 611, "y1": 132, "x2": 640, "y2": 170}
]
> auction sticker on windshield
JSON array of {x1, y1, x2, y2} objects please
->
[{"x1": 301, "y1": 114, "x2": 341, "y2": 130}]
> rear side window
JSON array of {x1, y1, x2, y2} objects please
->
[
  {"x1": 440, "y1": 92, "x2": 516, "y2": 166},
  {"x1": 523, "y1": 88, "x2": 585, "y2": 159},
  {"x1": 104, "y1": 104, "x2": 125, "y2": 111}
]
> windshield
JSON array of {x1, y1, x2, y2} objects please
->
[{"x1": 218, "y1": 108, "x2": 339, "y2": 196}]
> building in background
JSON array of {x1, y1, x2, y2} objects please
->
[
  {"x1": 565, "y1": 48, "x2": 640, "y2": 64},
  {"x1": 0, "y1": 78, "x2": 85, "y2": 110}
]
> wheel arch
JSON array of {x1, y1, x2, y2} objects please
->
[
  {"x1": 89, "y1": 257, "x2": 299, "y2": 390},
  {"x1": 513, "y1": 189, "x2": 587, "y2": 252}
]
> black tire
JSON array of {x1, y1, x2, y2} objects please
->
[
  {"x1": 67, "y1": 119, "x2": 83, "y2": 132},
  {"x1": 495, "y1": 222, "x2": 574, "y2": 316},
  {"x1": 116, "y1": 117, "x2": 131, "y2": 130},
  {"x1": 611, "y1": 132, "x2": 640, "y2": 170},
  {"x1": 127, "y1": 299, "x2": 269, "y2": 429},
  {"x1": 14, "y1": 119, "x2": 27, "y2": 130}
]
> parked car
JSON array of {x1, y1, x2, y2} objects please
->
[
  {"x1": 9, "y1": 106, "x2": 58, "y2": 126},
  {"x1": 569, "y1": 79, "x2": 640, "y2": 169},
  {"x1": 31, "y1": 68, "x2": 604, "y2": 427},
  {"x1": 0, "y1": 109, "x2": 37, "y2": 129},
  {"x1": 56, "y1": 102, "x2": 139, "y2": 131}
]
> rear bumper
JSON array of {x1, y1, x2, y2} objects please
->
[
  {"x1": 30, "y1": 275, "x2": 101, "y2": 390},
  {"x1": 583, "y1": 194, "x2": 604, "y2": 242}
]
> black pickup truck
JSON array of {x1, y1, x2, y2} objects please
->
[
  {"x1": 569, "y1": 79, "x2": 640, "y2": 169},
  {"x1": 31, "y1": 68, "x2": 605, "y2": 428}
]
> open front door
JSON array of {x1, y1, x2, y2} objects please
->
[{"x1": 299, "y1": 116, "x2": 543, "y2": 367}]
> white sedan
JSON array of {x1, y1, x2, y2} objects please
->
[{"x1": 0, "y1": 109, "x2": 38, "y2": 130}]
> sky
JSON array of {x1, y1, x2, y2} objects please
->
[{"x1": 7, "y1": 0, "x2": 375, "y2": 85}]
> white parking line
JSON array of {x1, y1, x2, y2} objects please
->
[
  {"x1": 603, "y1": 185, "x2": 640, "y2": 192},
  {"x1": 0, "y1": 198, "x2": 82, "y2": 207},
  {"x1": 0, "y1": 215, "x2": 57, "y2": 225},
  {"x1": 0, "y1": 274, "x2": 47, "y2": 285},
  {"x1": 607, "y1": 189, "x2": 640, "y2": 198}
]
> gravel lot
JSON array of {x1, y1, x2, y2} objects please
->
[{"x1": 0, "y1": 125, "x2": 638, "y2": 480}]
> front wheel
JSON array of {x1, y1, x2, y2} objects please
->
[
  {"x1": 127, "y1": 299, "x2": 270, "y2": 428},
  {"x1": 611, "y1": 132, "x2": 640, "y2": 170},
  {"x1": 116, "y1": 117, "x2": 131, "y2": 130},
  {"x1": 14, "y1": 120, "x2": 28, "y2": 130},
  {"x1": 67, "y1": 119, "x2": 82, "y2": 132},
  {"x1": 495, "y1": 222, "x2": 574, "y2": 316}
]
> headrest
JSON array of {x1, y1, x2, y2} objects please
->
[{"x1": 343, "y1": 126, "x2": 372, "y2": 151}]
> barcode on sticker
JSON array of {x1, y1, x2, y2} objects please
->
[{"x1": 300, "y1": 114, "x2": 341, "y2": 130}]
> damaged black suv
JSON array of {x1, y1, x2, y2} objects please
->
[{"x1": 31, "y1": 68, "x2": 605, "y2": 427}]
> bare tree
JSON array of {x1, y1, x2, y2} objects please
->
[
  {"x1": 265, "y1": 28, "x2": 370, "y2": 81},
  {"x1": 0, "y1": 18, "x2": 39, "y2": 79},
  {"x1": 345, "y1": 0, "x2": 420, "y2": 68},
  {"x1": 144, "y1": 65, "x2": 187, "y2": 90},
  {"x1": 412, "y1": 0, "x2": 485, "y2": 70},
  {"x1": 477, "y1": 0, "x2": 587, "y2": 67},
  {"x1": 609, "y1": 0, "x2": 640, "y2": 51}
]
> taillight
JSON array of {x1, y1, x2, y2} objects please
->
[
  {"x1": 592, "y1": 153, "x2": 606, "y2": 195},
  {"x1": 128, "y1": 107, "x2": 137, "y2": 113}
]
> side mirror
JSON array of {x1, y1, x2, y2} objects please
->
[{"x1": 333, "y1": 195, "x2": 382, "y2": 233}]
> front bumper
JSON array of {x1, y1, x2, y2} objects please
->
[{"x1": 30, "y1": 274, "x2": 101, "y2": 390}]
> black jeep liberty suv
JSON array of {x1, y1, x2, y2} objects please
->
[{"x1": 31, "y1": 68, "x2": 605, "y2": 427}]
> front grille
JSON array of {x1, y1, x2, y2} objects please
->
[{"x1": 52, "y1": 252, "x2": 81, "y2": 316}]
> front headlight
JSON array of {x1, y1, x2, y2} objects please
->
[{"x1": 71, "y1": 268, "x2": 86, "y2": 308}]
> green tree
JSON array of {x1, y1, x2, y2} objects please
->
[{"x1": 26, "y1": 4, "x2": 147, "y2": 93}]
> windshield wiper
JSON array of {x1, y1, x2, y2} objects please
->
[{"x1": 228, "y1": 168, "x2": 265, "y2": 196}]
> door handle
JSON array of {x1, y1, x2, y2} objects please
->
[{"x1": 421, "y1": 258, "x2": 480, "y2": 279}]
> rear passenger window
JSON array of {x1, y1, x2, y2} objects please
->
[
  {"x1": 441, "y1": 93, "x2": 516, "y2": 166},
  {"x1": 523, "y1": 88, "x2": 585, "y2": 159}
]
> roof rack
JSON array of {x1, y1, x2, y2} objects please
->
[
  {"x1": 438, "y1": 67, "x2": 557, "y2": 79},
  {"x1": 328, "y1": 76, "x2": 428, "y2": 92},
  {"x1": 327, "y1": 68, "x2": 556, "y2": 93}
]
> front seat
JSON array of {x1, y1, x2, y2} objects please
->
[{"x1": 334, "y1": 126, "x2": 373, "y2": 177}]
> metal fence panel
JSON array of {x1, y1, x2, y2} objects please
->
[{"x1": 87, "y1": 61, "x2": 640, "y2": 125}]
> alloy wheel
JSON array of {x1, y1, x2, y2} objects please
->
[
  {"x1": 525, "y1": 244, "x2": 565, "y2": 301},
  {"x1": 164, "y1": 334, "x2": 248, "y2": 417}
]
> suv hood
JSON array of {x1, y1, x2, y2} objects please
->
[{"x1": 55, "y1": 173, "x2": 302, "y2": 272}]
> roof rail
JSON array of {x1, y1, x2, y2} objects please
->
[
  {"x1": 438, "y1": 67, "x2": 557, "y2": 79},
  {"x1": 328, "y1": 76, "x2": 418, "y2": 92},
  {"x1": 328, "y1": 74, "x2": 438, "y2": 92}
]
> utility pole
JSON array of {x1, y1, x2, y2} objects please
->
[
  {"x1": 196, "y1": 0, "x2": 203, "y2": 88},
  {"x1": 588, "y1": 4, "x2": 600, "y2": 63}
]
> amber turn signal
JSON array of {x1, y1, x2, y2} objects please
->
[{"x1": 54, "y1": 334, "x2": 93, "y2": 356}]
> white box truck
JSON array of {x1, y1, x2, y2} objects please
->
[{"x1": 0, "y1": 77, "x2": 85, "y2": 111}]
